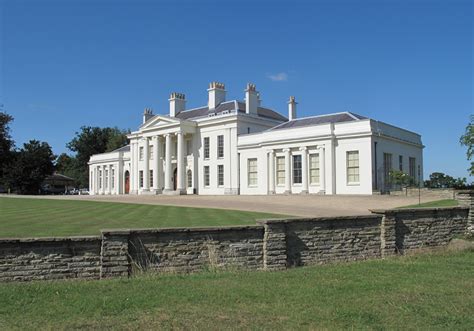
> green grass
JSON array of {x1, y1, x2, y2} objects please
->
[
  {"x1": 0, "y1": 250, "x2": 472, "y2": 330},
  {"x1": 398, "y1": 199, "x2": 459, "y2": 209},
  {"x1": 0, "y1": 197, "x2": 282, "y2": 238}
]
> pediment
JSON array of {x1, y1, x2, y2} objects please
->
[{"x1": 140, "y1": 115, "x2": 181, "y2": 130}]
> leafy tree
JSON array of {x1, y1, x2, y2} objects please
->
[
  {"x1": 460, "y1": 115, "x2": 474, "y2": 176},
  {"x1": 65, "y1": 126, "x2": 128, "y2": 187},
  {"x1": 55, "y1": 153, "x2": 81, "y2": 186},
  {"x1": 0, "y1": 111, "x2": 15, "y2": 184},
  {"x1": 4, "y1": 140, "x2": 55, "y2": 194},
  {"x1": 389, "y1": 170, "x2": 412, "y2": 189},
  {"x1": 424, "y1": 172, "x2": 468, "y2": 189}
]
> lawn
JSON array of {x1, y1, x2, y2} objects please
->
[
  {"x1": 0, "y1": 197, "x2": 282, "y2": 238},
  {"x1": 398, "y1": 199, "x2": 459, "y2": 209},
  {"x1": 0, "y1": 249, "x2": 472, "y2": 330}
]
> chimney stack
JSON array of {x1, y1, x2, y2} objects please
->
[
  {"x1": 245, "y1": 83, "x2": 258, "y2": 115},
  {"x1": 143, "y1": 108, "x2": 154, "y2": 124},
  {"x1": 169, "y1": 92, "x2": 186, "y2": 117},
  {"x1": 208, "y1": 82, "x2": 226, "y2": 110},
  {"x1": 288, "y1": 96, "x2": 297, "y2": 121}
]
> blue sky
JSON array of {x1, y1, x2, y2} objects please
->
[{"x1": 1, "y1": 0, "x2": 472, "y2": 179}]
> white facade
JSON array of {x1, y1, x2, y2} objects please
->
[{"x1": 88, "y1": 82, "x2": 424, "y2": 196}]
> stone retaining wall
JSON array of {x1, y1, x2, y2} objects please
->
[{"x1": 0, "y1": 206, "x2": 471, "y2": 282}]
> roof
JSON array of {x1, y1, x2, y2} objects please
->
[
  {"x1": 174, "y1": 100, "x2": 287, "y2": 122},
  {"x1": 44, "y1": 173, "x2": 75, "y2": 182},
  {"x1": 268, "y1": 112, "x2": 367, "y2": 131},
  {"x1": 111, "y1": 145, "x2": 130, "y2": 153}
]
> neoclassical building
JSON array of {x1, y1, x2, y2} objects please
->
[{"x1": 88, "y1": 82, "x2": 423, "y2": 195}]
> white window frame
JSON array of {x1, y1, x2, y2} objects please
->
[
  {"x1": 204, "y1": 166, "x2": 210, "y2": 187},
  {"x1": 218, "y1": 164, "x2": 224, "y2": 187},
  {"x1": 347, "y1": 151, "x2": 360, "y2": 185},
  {"x1": 292, "y1": 154, "x2": 302, "y2": 185},
  {"x1": 309, "y1": 153, "x2": 320, "y2": 185},
  {"x1": 276, "y1": 156, "x2": 285, "y2": 186},
  {"x1": 204, "y1": 137, "x2": 210, "y2": 159},
  {"x1": 139, "y1": 170, "x2": 144, "y2": 188},
  {"x1": 217, "y1": 135, "x2": 224, "y2": 158},
  {"x1": 149, "y1": 170, "x2": 153, "y2": 188},
  {"x1": 248, "y1": 158, "x2": 258, "y2": 187}
]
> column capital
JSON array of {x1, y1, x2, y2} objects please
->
[
  {"x1": 283, "y1": 148, "x2": 291, "y2": 153},
  {"x1": 299, "y1": 146, "x2": 307, "y2": 151},
  {"x1": 267, "y1": 149, "x2": 275, "y2": 155},
  {"x1": 175, "y1": 131, "x2": 183, "y2": 137},
  {"x1": 317, "y1": 145, "x2": 325, "y2": 150}
]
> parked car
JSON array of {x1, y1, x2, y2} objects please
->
[{"x1": 79, "y1": 189, "x2": 89, "y2": 195}]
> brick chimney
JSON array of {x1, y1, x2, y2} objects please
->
[
  {"x1": 288, "y1": 96, "x2": 297, "y2": 121},
  {"x1": 208, "y1": 81, "x2": 226, "y2": 110},
  {"x1": 169, "y1": 92, "x2": 186, "y2": 117},
  {"x1": 143, "y1": 108, "x2": 154, "y2": 124},
  {"x1": 245, "y1": 83, "x2": 258, "y2": 115}
]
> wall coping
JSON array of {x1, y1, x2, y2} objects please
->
[
  {"x1": 371, "y1": 206, "x2": 469, "y2": 215},
  {"x1": 101, "y1": 225, "x2": 264, "y2": 236},
  {"x1": 0, "y1": 235, "x2": 101, "y2": 244},
  {"x1": 257, "y1": 214, "x2": 381, "y2": 225}
]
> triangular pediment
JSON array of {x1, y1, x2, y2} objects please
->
[{"x1": 140, "y1": 115, "x2": 181, "y2": 130}]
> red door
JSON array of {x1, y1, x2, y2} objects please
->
[{"x1": 124, "y1": 171, "x2": 130, "y2": 194}]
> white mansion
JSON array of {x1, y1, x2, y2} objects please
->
[{"x1": 88, "y1": 82, "x2": 423, "y2": 196}]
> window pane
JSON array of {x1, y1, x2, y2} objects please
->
[{"x1": 293, "y1": 155, "x2": 302, "y2": 184}]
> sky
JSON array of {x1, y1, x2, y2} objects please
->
[{"x1": 1, "y1": 0, "x2": 472, "y2": 179}]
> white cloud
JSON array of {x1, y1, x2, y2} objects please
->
[{"x1": 268, "y1": 72, "x2": 288, "y2": 82}]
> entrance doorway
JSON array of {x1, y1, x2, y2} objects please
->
[{"x1": 124, "y1": 171, "x2": 130, "y2": 194}]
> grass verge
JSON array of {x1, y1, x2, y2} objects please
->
[
  {"x1": 0, "y1": 197, "x2": 282, "y2": 238},
  {"x1": 0, "y1": 249, "x2": 472, "y2": 330},
  {"x1": 398, "y1": 199, "x2": 459, "y2": 209}
]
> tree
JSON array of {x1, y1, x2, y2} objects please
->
[
  {"x1": 389, "y1": 170, "x2": 412, "y2": 189},
  {"x1": 424, "y1": 172, "x2": 468, "y2": 189},
  {"x1": 66, "y1": 126, "x2": 128, "y2": 187},
  {"x1": 0, "y1": 111, "x2": 15, "y2": 184},
  {"x1": 460, "y1": 115, "x2": 474, "y2": 176},
  {"x1": 4, "y1": 140, "x2": 55, "y2": 194},
  {"x1": 55, "y1": 153, "x2": 81, "y2": 186}
]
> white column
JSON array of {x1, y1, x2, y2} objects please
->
[
  {"x1": 107, "y1": 164, "x2": 112, "y2": 194},
  {"x1": 284, "y1": 148, "x2": 291, "y2": 194},
  {"x1": 102, "y1": 165, "x2": 106, "y2": 194},
  {"x1": 300, "y1": 147, "x2": 308, "y2": 194},
  {"x1": 152, "y1": 136, "x2": 159, "y2": 193},
  {"x1": 176, "y1": 131, "x2": 185, "y2": 193},
  {"x1": 134, "y1": 140, "x2": 140, "y2": 194},
  {"x1": 143, "y1": 138, "x2": 150, "y2": 191},
  {"x1": 318, "y1": 146, "x2": 326, "y2": 194},
  {"x1": 164, "y1": 134, "x2": 172, "y2": 192},
  {"x1": 129, "y1": 142, "x2": 135, "y2": 193},
  {"x1": 268, "y1": 150, "x2": 275, "y2": 194}
]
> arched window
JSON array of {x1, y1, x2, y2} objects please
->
[{"x1": 187, "y1": 170, "x2": 192, "y2": 188}]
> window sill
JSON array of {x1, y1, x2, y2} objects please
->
[{"x1": 347, "y1": 182, "x2": 360, "y2": 186}]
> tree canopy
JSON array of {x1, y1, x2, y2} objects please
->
[
  {"x1": 460, "y1": 115, "x2": 474, "y2": 176},
  {"x1": 0, "y1": 111, "x2": 15, "y2": 182},
  {"x1": 424, "y1": 172, "x2": 467, "y2": 189},
  {"x1": 3, "y1": 140, "x2": 56, "y2": 194},
  {"x1": 63, "y1": 126, "x2": 129, "y2": 187}
]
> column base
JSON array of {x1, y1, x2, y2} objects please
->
[
  {"x1": 318, "y1": 190, "x2": 326, "y2": 195},
  {"x1": 284, "y1": 190, "x2": 292, "y2": 195},
  {"x1": 129, "y1": 190, "x2": 138, "y2": 195},
  {"x1": 268, "y1": 190, "x2": 276, "y2": 195},
  {"x1": 300, "y1": 190, "x2": 309, "y2": 195},
  {"x1": 225, "y1": 188, "x2": 240, "y2": 195},
  {"x1": 163, "y1": 189, "x2": 186, "y2": 195}
]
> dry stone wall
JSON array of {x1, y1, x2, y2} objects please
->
[
  {"x1": 0, "y1": 237, "x2": 101, "y2": 282},
  {"x1": 0, "y1": 206, "x2": 471, "y2": 282}
]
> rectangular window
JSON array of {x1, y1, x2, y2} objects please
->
[
  {"x1": 218, "y1": 165, "x2": 224, "y2": 186},
  {"x1": 204, "y1": 137, "x2": 210, "y2": 159},
  {"x1": 248, "y1": 158, "x2": 258, "y2": 186},
  {"x1": 186, "y1": 140, "x2": 192, "y2": 156},
  {"x1": 347, "y1": 151, "x2": 360, "y2": 183},
  {"x1": 309, "y1": 154, "x2": 320, "y2": 184},
  {"x1": 149, "y1": 170, "x2": 153, "y2": 188},
  {"x1": 399, "y1": 155, "x2": 403, "y2": 171},
  {"x1": 276, "y1": 156, "x2": 285, "y2": 185},
  {"x1": 149, "y1": 146, "x2": 154, "y2": 160},
  {"x1": 139, "y1": 147, "x2": 144, "y2": 161},
  {"x1": 139, "y1": 170, "x2": 143, "y2": 188},
  {"x1": 217, "y1": 135, "x2": 224, "y2": 158},
  {"x1": 105, "y1": 169, "x2": 109, "y2": 189},
  {"x1": 187, "y1": 170, "x2": 192, "y2": 188},
  {"x1": 204, "y1": 166, "x2": 210, "y2": 186},
  {"x1": 99, "y1": 170, "x2": 102, "y2": 189},
  {"x1": 292, "y1": 155, "x2": 302, "y2": 184},
  {"x1": 383, "y1": 153, "x2": 392, "y2": 187},
  {"x1": 409, "y1": 157, "x2": 416, "y2": 179},
  {"x1": 111, "y1": 168, "x2": 115, "y2": 189}
]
